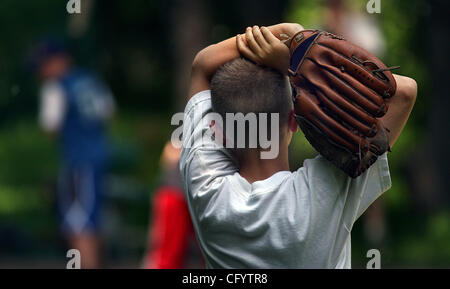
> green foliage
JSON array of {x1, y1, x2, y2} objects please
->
[
  {"x1": 0, "y1": 115, "x2": 171, "y2": 260},
  {"x1": 0, "y1": 121, "x2": 57, "y2": 186},
  {"x1": 401, "y1": 212, "x2": 450, "y2": 265},
  {"x1": 0, "y1": 122, "x2": 60, "y2": 255}
]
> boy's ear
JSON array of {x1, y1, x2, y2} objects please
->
[{"x1": 288, "y1": 110, "x2": 299, "y2": 133}]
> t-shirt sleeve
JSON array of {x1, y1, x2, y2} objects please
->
[
  {"x1": 351, "y1": 153, "x2": 391, "y2": 218},
  {"x1": 302, "y1": 152, "x2": 391, "y2": 227},
  {"x1": 179, "y1": 90, "x2": 238, "y2": 214},
  {"x1": 293, "y1": 153, "x2": 391, "y2": 266}
]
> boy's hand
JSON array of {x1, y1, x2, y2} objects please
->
[
  {"x1": 236, "y1": 26, "x2": 290, "y2": 74},
  {"x1": 160, "y1": 141, "x2": 181, "y2": 170},
  {"x1": 189, "y1": 23, "x2": 301, "y2": 98}
]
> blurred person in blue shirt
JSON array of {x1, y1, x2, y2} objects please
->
[{"x1": 32, "y1": 40, "x2": 115, "y2": 268}]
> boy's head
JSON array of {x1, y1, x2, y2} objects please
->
[
  {"x1": 211, "y1": 58, "x2": 297, "y2": 160},
  {"x1": 29, "y1": 39, "x2": 72, "y2": 81}
]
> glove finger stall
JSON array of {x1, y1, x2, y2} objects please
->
[
  {"x1": 305, "y1": 50, "x2": 389, "y2": 117},
  {"x1": 317, "y1": 33, "x2": 396, "y2": 97},
  {"x1": 294, "y1": 90, "x2": 370, "y2": 154},
  {"x1": 300, "y1": 60, "x2": 380, "y2": 137}
]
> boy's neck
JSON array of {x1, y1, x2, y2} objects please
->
[{"x1": 237, "y1": 148, "x2": 290, "y2": 184}]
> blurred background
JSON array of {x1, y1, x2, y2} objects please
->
[{"x1": 0, "y1": 0, "x2": 448, "y2": 268}]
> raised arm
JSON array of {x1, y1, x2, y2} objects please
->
[
  {"x1": 380, "y1": 74, "x2": 417, "y2": 148},
  {"x1": 188, "y1": 23, "x2": 303, "y2": 99}
]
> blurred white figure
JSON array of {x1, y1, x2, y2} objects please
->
[{"x1": 324, "y1": 0, "x2": 386, "y2": 57}]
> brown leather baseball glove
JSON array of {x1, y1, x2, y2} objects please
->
[{"x1": 288, "y1": 30, "x2": 398, "y2": 178}]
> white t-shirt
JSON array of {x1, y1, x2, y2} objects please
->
[{"x1": 180, "y1": 90, "x2": 391, "y2": 269}]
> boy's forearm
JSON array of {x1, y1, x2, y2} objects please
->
[
  {"x1": 189, "y1": 37, "x2": 238, "y2": 98},
  {"x1": 195, "y1": 23, "x2": 302, "y2": 76},
  {"x1": 192, "y1": 37, "x2": 240, "y2": 82},
  {"x1": 268, "y1": 23, "x2": 304, "y2": 47},
  {"x1": 380, "y1": 74, "x2": 417, "y2": 148},
  {"x1": 189, "y1": 23, "x2": 303, "y2": 98}
]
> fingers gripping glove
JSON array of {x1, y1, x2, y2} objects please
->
[{"x1": 288, "y1": 30, "x2": 398, "y2": 178}]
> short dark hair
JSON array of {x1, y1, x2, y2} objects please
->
[
  {"x1": 211, "y1": 58, "x2": 292, "y2": 149},
  {"x1": 28, "y1": 38, "x2": 70, "y2": 72}
]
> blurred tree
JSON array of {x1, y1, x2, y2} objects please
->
[
  {"x1": 169, "y1": 0, "x2": 289, "y2": 109},
  {"x1": 407, "y1": 0, "x2": 450, "y2": 212},
  {"x1": 171, "y1": 0, "x2": 208, "y2": 110}
]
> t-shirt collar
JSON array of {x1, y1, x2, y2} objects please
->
[{"x1": 231, "y1": 170, "x2": 291, "y2": 195}]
